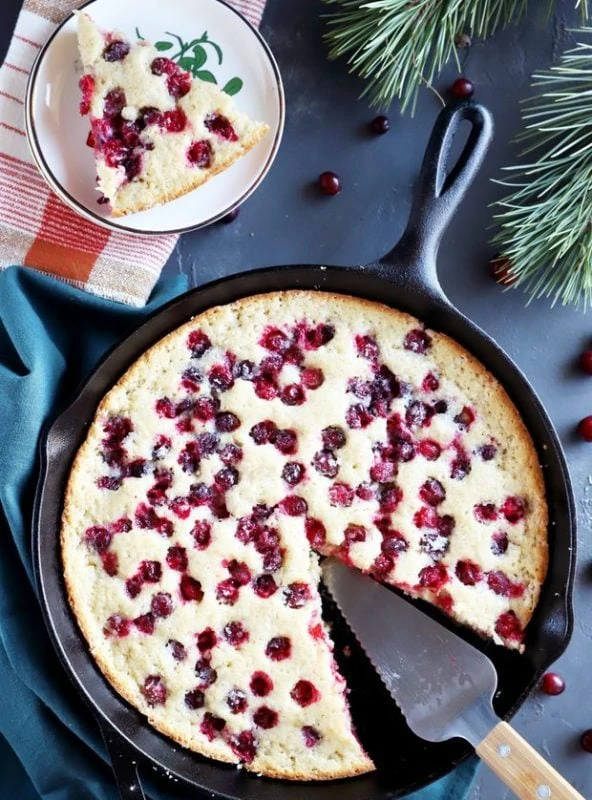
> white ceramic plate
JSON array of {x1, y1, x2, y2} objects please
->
[{"x1": 25, "y1": 0, "x2": 284, "y2": 235}]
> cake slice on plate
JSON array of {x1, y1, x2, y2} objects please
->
[{"x1": 76, "y1": 13, "x2": 270, "y2": 217}]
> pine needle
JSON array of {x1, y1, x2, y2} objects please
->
[{"x1": 493, "y1": 27, "x2": 592, "y2": 310}]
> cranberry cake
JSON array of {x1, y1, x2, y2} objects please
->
[
  {"x1": 61, "y1": 291, "x2": 547, "y2": 779},
  {"x1": 76, "y1": 13, "x2": 269, "y2": 216}
]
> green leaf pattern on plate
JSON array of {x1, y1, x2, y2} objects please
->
[{"x1": 137, "y1": 27, "x2": 243, "y2": 95}]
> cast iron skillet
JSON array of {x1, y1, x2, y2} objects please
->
[{"x1": 33, "y1": 101, "x2": 576, "y2": 800}]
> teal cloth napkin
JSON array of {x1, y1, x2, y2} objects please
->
[{"x1": 0, "y1": 265, "x2": 480, "y2": 799}]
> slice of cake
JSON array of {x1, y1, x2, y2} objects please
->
[
  {"x1": 76, "y1": 13, "x2": 269, "y2": 216},
  {"x1": 61, "y1": 291, "x2": 547, "y2": 778}
]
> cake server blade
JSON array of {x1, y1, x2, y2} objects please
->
[
  {"x1": 322, "y1": 558, "x2": 498, "y2": 747},
  {"x1": 323, "y1": 560, "x2": 586, "y2": 799}
]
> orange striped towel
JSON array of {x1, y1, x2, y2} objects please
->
[{"x1": 0, "y1": 0, "x2": 266, "y2": 307}]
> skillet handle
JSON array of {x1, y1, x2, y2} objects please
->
[
  {"x1": 98, "y1": 720, "x2": 147, "y2": 800},
  {"x1": 380, "y1": 100, "x2": 494, "y2": 298}
]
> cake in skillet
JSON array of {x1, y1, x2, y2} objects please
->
[
  {"x1": 61, "y1": 291, "x2": 547, "y2": 778},
  {"x1": 76, "y1": 13, "x2": 269, "y2": 216}
]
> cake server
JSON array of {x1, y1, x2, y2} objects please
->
[{"x1": 323, "y1": 559, "x2": 583, "y2": 800}]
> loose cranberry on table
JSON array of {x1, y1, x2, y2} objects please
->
[
  {"x1": 540, "y1": 672, "x2": 565, "y2": 696},
  {"x1": 581, "y1": 729, "x2": 592, "y2": 753},
  {"x1": 577, "y1": 415, "x2": 592, "y2": 441},
  {"x1": 318, "y1": 171, "x2": 341, "y2": 196},
  {"x1": 221, "y1": 207, "x2": 240, "y2": 224},
  {"x1": 450, "y1": 77, "x2": 474, "y2": 100},
  {"x1": 490, "y1": 256, "x2": 516, "y2": 286},
  {"x1": 579, "y1": 350, "x2": 592, "y2": 375},
  {"x1": 370, "y1": 114, "x2": 390, "y2": 135}
]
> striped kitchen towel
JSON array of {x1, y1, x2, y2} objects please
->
[{"x1": 0, "y1": 0, "x2": 267, "y2": 306}]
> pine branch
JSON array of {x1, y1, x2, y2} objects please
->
[
  {"x1": 492, "y1": 27, "x2": 592, "y2": 310},
  {"x1": 322, "y1": 0, "x2": 587, "y2": 113}
]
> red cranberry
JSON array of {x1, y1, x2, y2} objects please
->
[
  {"x1": 151, "y1": 592, "x2": 173, "y2": 618},
  {"x1": 139, "y1": 560, "x2": 162, "y2": 582},
  {"x1": 344, "y1": 523, "x2": 366, "y2": 544},
  {"x1": 155, "y1": 397, "x2": 176, "y2": 418},
  {"x1": 125, "y1": 575, "x2": 143, "y2": 598},
  {"x1": 79, "y1": 74, "x2": 94, "y2": 115},
  {"x1": 227, "y1": 688, "x2": 248, "y2": 714},
  {"x1": 197, "y1": 628, "x2": 217, "y2": 652},
  {"x1": 422, "y1": 372, "x2": 439, "y2": 392},
  {"x1": 184, "y1": 689, "x2": 205, "y2": 710},
  {"x1": 438, "y1": 514, "x2": 455, "y2": 537},
  {"x1": 265, "y1": 636, "x2": 291, "y2": 661},
  {"x1": 102, "y1": 550, "x2": 119, "y2": 576},
  {"x1": 192, "y1": 520, "x2": 212, "y2": 550},
  {"x1": 219, "y1": 443, "x2": 243, "y2": 465},
  {"x1": 216, "y1": 578, "x2": 240, "y2": 605},
  {"x1": 487, "y1": 570, "x2": 513, "y2": 597},
  {"x1": 577, "y1": 415, "x2": 592, "y2": 441},
  {"x1": 104, "y1": 614, "x2": 130, "y2": 638},
  {"x1": 579, "y1": 350, "x2": 592, "y2": 374},
  {"x1": 215, "y1": 411, "x2": 241, "y2": 432},
  {"x1": 345, "y1": 403, "x2": 373, "y2": 429},
  {"x1": 254, "y1": 374, "x2": 279, "y2": 400},
  {"x1": 282, "y1": 462, "x2": 305, "y2": 485},
  {"x1": 381, "y1": 531, "x2": 408, "y2": 555},
  {"x1": 167, "y1": 639, "x2": 187, "y2": 661},
  {"x1": 214, "y1": 466, "x2": 239, "y2": 490},
  {"x1": 322, "y1": 426, "x2": 346, "y2": 449},
  {"x1": 225, "y1": 560, "x2": 250, "y2": 586},
  {"x1": 355, "y1": 334, "x2": 379, "y2": 360},
  {"x1": 250, "y1": 671, "x2": 273, "y2": 696},
  {"x1": 371, "y1": 553, "x2": 395, "y2": 579},
  {"x1": 205, "y1": 112, "x2": 238, "y2": 141},
  {"x1": 178, "y1": 442, "x2": 201, "y2": 474},
  {"x1": 84, "y1": 526, "x2": 112, "y2": 553},
  {"x1": 450, "y1": 452, "x2": 471, "y2": 480},
  {"x1": 454, "y1": 406, "x2": 476, "y2": 430},
  {"x1": 229, "y1": 730, "x2": 257, "y2": 762},
  {"x1": 479, "y1": 443, "x2": 498, "y2": 461},
  {"x1": 103, "y1": 41, "x2": 130, "y2": 62},
  {"x1": 540, "y1": 672, "x2": 565, "y2": 696},
  {"x1": 474, "y1": 503, "x2": 498, "y2": 522},
  {"x1": 253, "y1": 706, "x2": 279, "y2": 729},
  {"x1": 280, "y1": 495, "x2": 308, "y2": 516},
  {"x1": 329, "y1": 482, "x2": 354, "y2": 507},
  {"x1": 419, "y1": 478, "x2": 446, "y2": 506},
  {"x1": 404, "y1": 328, "x2": 432, "y2": 354},
  {"x1": 371, "y1": 115, "x2": 390, "y2": 134},
  {"x1": 221, "y1": 207, "x2": 240, "y2": 224},
  {"x1": 420, "y1": 531, "x2": 450, "y2": 558},
  {"x1": 378, "y1": 483, "x2": 403, "y2": 513},
  {"x1": 187, "y1": 139, "x2": 213, "y2": 168},
  {"x1": 580, "y1": 730, "x2": 592, "y2": 753},
  {"x1": 208, "y1": 364, "x2": 234, "y2": 392},
  {"x1": 253, "y1": 574, "x2": 278, "y2": 598},
  {"x1": 180, "y1": 575, "x2": 204, "y2": 602},
  {"x1": 250, "y1": 420, "x2": 277, "y2": 445},
  {"x1": 134, "y1": 613, "x2": 155, "y2": 635},
  {"x1": 195, "y1": 658, "x2": 218, "y2": 687},
  {"x1": 290, "y1": 680, "x2": 320, "y2": 707},
  {"x1": 150, "y1": 55, "x2": 181, "y2": 76},
  {"x1": 162, "y1": 108, "x2": 188, "y2": 132},
  {"x1": 455, "y1": 560, "x2": 483, "y2": 586},
  {"x1": 305, "y1": 518, "x2": 326, "y2": 548},
  {"x1": 103, "y1": 87, "x2": 126, "y2": 119},
  {"x1": 302, "y1": 322, "x2": 335, "y2": 349},
  {"x1": 301, "y1": 367, "x2": 324, "y2": 389},
  {"x1": 418, "y1": 440, "x2": 441, "y2": 461},
  {"x1": 313, "y1": 449, "x2": 339, "y2": 478},
  {"x1": 356, "y1": 482, "x2": 375, "y2": 500},
  {"x1": 96, "y1": 476, "x2": 121, "y2": 490},
  {"x1": 140, "y1": 675, "x2": 167, "y2": 709},
  {"x1": 501, "y1": 496, "x2": 526, "y2": 523},
  {"x1": 490, "y1": 256, "x2": 516, "y2": 285},
  {"x1": 450, "y1": 77, "x2": 474, "y2": 99},
  {"x1": 165, "y1": 546, "x2": 187, "y2": 572},
  {"x1": 370, "y1": 460, "x2": 396, "y2": 482},
  {"x1": 414, "y1": 506, "x2": 438, "y2": 529},
  {"x1": 302, "y1": 726, "x2": 321, "y2": 748},
  {"x1": 284, "y1": 582, "x2": 311, "y2": 608},
  {"x1": 418, "y1": 563, "x2": 449, "y2": 590},
  {"x1": 318, "y1": 171, "x2": 341, "y2": 195},
  {"x1": 200, "y1": 712, "x2": 226, "y2": 740},
  {"x1": 495, "y1": 610, "x2": 523, "y2": 642},
  {"x1": 491, "y1": 531, "x2": 509, "y2": 555},
  {"x1": 167, "y1": 70, "x2": 191, "y2": 99},
  {"x1": 223, "y1": 621, "x2": 249, "y2": 647},
  {"x1": 281, "y1": 384, "x2": 306, "y2": 406}
]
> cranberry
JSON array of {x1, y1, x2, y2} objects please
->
[
  {"x1": 79, "y1": 74, "x2": 94, "y2": 115},
  {"x1": 345, "y1": 403, "x2": 373, "y2": 429},
  {"x1": 167, "y1": 639, "x2": 187, "y2": 661},
  {"x1": 104, "y1": 614, "x2": 130, "y2": 638},
  {"x1": 192, "y1": 520, "x2": 212, "y2": 550},
  {"x1": 195, "y1": 397, "x2": 220, "y2": 422},
  {"x1": 139, "y1": 106, "x2": 163, "y2": 128},
  {"x1": 209, "y1": 364, "x2": 234, "y2": 392},
  {"x1": 371, "y1": 553, "x2": 395, "y2": 579},
  {"x1": 381, "y1": 531, "x2": 408, "y2": 555},
  {"x1": 84, "y1": 526, "x2": 112, "y2": 553},
  {"x1": 96, "y1": 476, "x2": 122, "y2": 490},
  {"x1": 189, "y1": 484, "x2": 212, "y2": 509},
  {"x1": 149, "y1": 592, "x2": 172, "y2": 619},
  {"x1": 223, "y1": 621, "x2": 250, "y2": 647},
  {"x1": 139, "y1": 560, "x2": 161, "y2": 582},
  {"x1": 229, "y1": 731, "x2": 257, "y2": 762},
  {"x1": 188, "y1": 139, "x2": 213, "y2": 168},
  {"x1": 103, "y1": 41, "x2": 130, "y2": 62},
  {"x1": 151, "y1": 57, "x2": 178, "y2": 76},
  {"x1": 284, "y1": 582, "x2": 311, "y2": 608},
  {"x1": 155, "y1": 397, "x2": 176, "y2": 418},
  {"x1": 101, "y1": 551, "x2": 119, "y2": 576},
  {"x1": 234, "y1": 359, "x2": 255, "y2": 380},
  {"x1": 540, "y1": 672, "x2": 565, "y2": 696},
  {"x1": 487, "y1": 571, "x2": 513, "y2": 597},
  {"x1": 577, "y1": 415, "x2": 592, "y2": 441},
  {"x1": 282, "y1": 462, "x2": 305, "y2": 486},
  {"x1": 479, "y1": 443, "x2": 498, "y2": 461},
  {"x1": 169, "y1": 496, "x2": 191, "y2": 519},
  {"x1": 420, "y1": 531, "x2": 450, "y2": 559},
  {"x1": 490, "y1": 256, "x2": 516, "y2": 286},
  {"x1": 418, "y1": 439, "x2": 441, "y2": 461},
  {"x1": 370, "y1": 460, "x2": 396, "y2": 482},
  {"x1": 450, "y1": 77, "x2": 474, "y2": 99},
  {"x1": 215, "y1": 411, "x2": 240, "y2": 432},
  {"x1": 371, "y1": 114, "x2": 390, "y2": 134},
  {"x1": 438, "y1": 514, "x2": 455, "y2": 537},
  {"x1": 227, "y1": 688, "x2": 248, "y2": 714},
  {"x1": 167, "y1": 70, "x2": 191, "y2": 99},
  {"x1": 195, "y1": 658, "x2": 218, "y2": 687},
  {"x1": 215, "y1": 466, "x2": 239, "y2": 490},
  {"x1": 404, "y1": 328, "x2": 432, "y2": 353},
  {"x1": 455, "y1": 560, "x2": 483, "y2": 586},
  {"x1": 200, "y1": 712, "x2": 226, "y2": 740},
  {"x1": 184, "y1": 688, "x2": 205, "y2": 710},
  {"x1": 313, "y1": 449, "x2": 339, "y2": 478},
  {"x1": 322, "y1": 426, "x2": 346, "y2": 449},
  {"x1": 125, "y1": 575, "x2": 143, "y2": 598},
  {"x1": 290, "y1": 680, "x2": 319, "y2": 707},
  {"x1": 280, "y1": 384, "x2": 306, "y2": 406},
  {"x1": 151, "y1": 434, "x2": 172, "y2": 461},
  {"x1": 235, "y1": 515, "x2": 260, "y2": 544},
  {"x1": 221, "y1": 207, "x2": 240, "y2": 224},
  {"x1": 419, "y1": 478, "x2": 446, "y2": 506},
  {"x1": 180, "y1": 575, "x2": 204, "y2": 602},
  {"x1": 254, "y1": 375, "x2": 278, "y2": 400},
  {"x1": 301, "y1": 367, "x2": 324, "y2": 389},
  {"x1": 474, "y1": 503, "x2": 498, "y2": 522},
  {"x1": 253, "y1": 706, "x2": 279, "y2": 729},
  {"x1": 215, "y1": 577, "x2": 239, "y2": 605},
  {"x1": 194, "y1": 433, "x2": 217, "y2": 458},
  {"x1": 344, "y1": 523, "x2": 366, "y2": 544},
  {"x1": 414, "y1": 506, "x2": 438, "y2": 529},
  {"x1": 224, "y1": 560, "x2": 249, "y2": 587},
  {"x1": 265, "y1": 636, "x2": 292, "y2": 661},
  {"x1": 302, "y1": 726, "x2": 321, "y2": 748},
  {"x1": 391, "y1": 436, "x2": 416, "y2": 463},
  {"x1": 134, "y1": 613, "x2": 155, "y2": 635},
  {"x1": 250, "y1": 420, "x2": 277, "y2": 445},
  {"x1": 454, "y1": 405, "x2": 476, "y2": 430},
  {"x1": 253, "y1": 574, "x2": 278, "y2": 598},
  {"x1": 302, "y1": 323, "x2": 335, "y2": 349},
  {"x1": 378, "y1": 482, "x2": 402, "y2": 513},
  {"x1": 318, "y1": 171, "x2": 341, "y2": 195},
  {"x1": 495, "y1": 610, "x2": 523, "y2": 642},
  {"x1": 103, "y1": 88, "x2": 126, "y2": 118},
  {"x1": 329, "y1": 482, "x2": 354, "y2": 507},
  {"x1": 491, "y1": 531, "x2": 509, "y2": 555},
  {"x1": 141, "y1": 675, "x2": 167, "y2": 707},
  {"x1": 305, "y1": 517, "x2": 326, "y2": 548},
  {"x1": 196, "y1": 628, "x2": 217, "y2": 653},
  {"x1": 418, "y1": 563, "x2": 449, "y2": 590},
  {"x1": 280, "y1": 495, "x2": 308, "y2": 516},
  {"x1": 501, "y1": 496, "x2": 526, "y2": 523},
  {"x1": 219, "y1": 443, "x2": 243, "y2": 465},
  {"x1": 580, "y1": 730, "x2": 592, "y2": 753},
  {"x1": 205, "y1": 112, "x2": 238, "y2": 141},
  {"x1": 178, "y1": 442, "x2": 201, "y2": 474},
  {"x1": 406, "y1": 400, "x2": 433, "y2": 428},
  {"x1": 579, "y1": 350, "x2": 592, "y2": 374},
  {"x1": 250, "y1": 671, "x2": 273, "y2": 696}
]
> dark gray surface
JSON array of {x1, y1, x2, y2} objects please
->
[{"x1": 3, "y1": 0, "x2": 592, "y2": 797}]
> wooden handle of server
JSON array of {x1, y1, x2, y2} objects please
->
[{"x1": 476, "y1": 721, "x2": 584, "y2": 800}]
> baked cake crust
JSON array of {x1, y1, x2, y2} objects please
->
[{"x1": 61, "y1": 291, "x2": 547, "y2": 779}]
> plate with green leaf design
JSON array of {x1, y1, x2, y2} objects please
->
[{"x1": 25, "y1": 0, "x2": 284, "y2": 235}]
